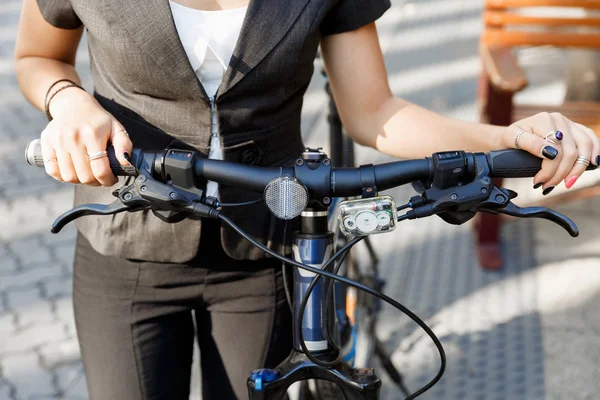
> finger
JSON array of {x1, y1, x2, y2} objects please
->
[
  {"x1": 85, "y1": 143, "x2": 118, "y2": 187},
  {"x1": 40, "y1": 128, "x2": 62, "y2": 181},
  {"x1": 542, "y1": 115, "x2": 581, "y2": 191},
  {"x1": 80, "y1": 125, "x2": 117, "y2": 186},
  {"x1": 69, "y1": 144, "x2": 101, "y2": 187},
  {"x1": 109, "y1": 121, "x2": 133, "y2": 166},
  {"x1": 55, "y1": 148, "x2": 78, "y2": 184},
  {"x1": 575, "y1": 122, "x2": 600, "y2": 166},
  {"x1": 562, "y1": 126, "x2": 594, "y2": 189},
  {"x1": 509, "y1": 125, "x2": 561, "y2": 186}
]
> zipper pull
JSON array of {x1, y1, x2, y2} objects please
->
[{"x1": 209, "y1": 96, "x2": 218, "y2": 138}]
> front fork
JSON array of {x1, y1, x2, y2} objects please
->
[{"x1": 247, "y1": 221, "x2": 381, "y2": 400}]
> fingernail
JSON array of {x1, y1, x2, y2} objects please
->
[
  {"x1": 542, "y1": 146, "x2": 558, "y2": 160},
  {"x1": 565, "y1": 176, "x2": 578, "y2": 189},
  {"x1": 124, "y1": 152, "x2": 130, "y2": 161},
  {"x1": 542, "y1": 186, "x2": 555, "y2": 196},
  {"x1": 533, "y1": 182, "x2": 544, "y2": 189},
  {"x1": 595, "y1": 155, "x2": 600, "y2": 166}
]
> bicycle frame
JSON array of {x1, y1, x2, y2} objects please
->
[{"x1": 246, "y1": 207, "x2": 382, "y2": 400}]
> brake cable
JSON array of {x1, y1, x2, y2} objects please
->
[{"x1": 218, "y1": 214, "x2": 446, "y2": 400}]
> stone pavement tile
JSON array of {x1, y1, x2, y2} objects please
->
[
  {"x1": 0, "y1": 264, "x2": 62, "y2": 292},
  {"x1": 5, "y1": 237, "x2": 50, "y2": 270},
  {"x1": 0, "y1": 190, "x2": 72, "y2": 241},
  {"x1": 39, "y1": 339, "x2": 80, "y2": 370},
  {"x1": 40, "y1": 225, "x2": 77, "y2": 249},
  {"x1": 52, "y1": 298, "x2": 76, "y2": 337},
  {"x1": 58, "y1": 365, "x2": 88, "y2": 400},
  {"x1": 0, "y1": 384, "x2": 13, "y2": 400},
  {"x1": 0, "y1": 321, "x2": 65, "y2": 354},
  {"x1": 44, "y1": 278, "x2": 72, "y2": 300},
  {"x1": 51, "y1": 244, "x2": 75, "y2": 271},
  {"x1": 43, "y1": 188, "x2": 75, "y2": 217},
  {"x1": 6, "y1": 288, "x2": 54, "y2": 329},
  {"x1": 0, "y1": 313, "x2": 15, "y2": 336},
  {"x1": 0, "y1": 253, "x2": 19, "y2": 275},
  {"x1": 1, "y1": 353, "x2": 57, "y2": 399}
]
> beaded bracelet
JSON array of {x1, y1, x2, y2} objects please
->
[
  {"x1": 44, "y1": 79, "x2": 77, "y2": 107},
  {"x1": 44, "y1": 82, "x2": 86, "y2": 121}
]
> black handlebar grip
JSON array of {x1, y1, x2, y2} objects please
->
[
  {"x1": 487, "y1": 149, "x2": 543, "y2": 178},
  {"x1": 488, "y1": 149, "x2": 599, "y2": 178},
  {"x1": 25, "y1": 139, "x2": 137, "y2": 176}
]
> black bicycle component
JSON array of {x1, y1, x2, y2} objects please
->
[
  {"x1": 406, "y1": 151, "x2": 581, "y2": 236},
  {"x1": 247, "y1": 350, "x2": 381, "y2": 400},
  {"x1": 50, "y1": 201, "x2": 131, "y2": 234},
  {"x1": 359, "y1": 164, "x2": 378, "y2": 198},
  {"x1": 487, "y1": 149, "x2": 543, "y2": 178},
  {"x1": 475, "y1": 191, "x2": 579, "y2": 237},
  {"x1": 296, "y1": 148, "x2": 333, "y2": 208},
  {"x1": 431, "y1": 150, "x2": 471, "y2": 189},
  {"x1": 50, "y1": 149, "x2": 219, "y2": 233}
]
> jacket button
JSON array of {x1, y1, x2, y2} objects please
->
[{"x1": 241, "y1": 149, "x2": 258, "y2": 165}]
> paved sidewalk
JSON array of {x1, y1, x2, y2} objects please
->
[{"x1": 1, "y1": 1, "x2": 600, "y2": 399}]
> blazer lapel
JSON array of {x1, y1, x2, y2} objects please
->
[
  {"x1": 218, "y1": 0, "x2": 312, "y2": 98},
  {"x1": 107, "y1": 0, "x2": 209, "y2": 101}
]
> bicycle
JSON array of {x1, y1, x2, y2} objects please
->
[{"x1": 26, "y1": 140, "x2": 589, "y2": 399}]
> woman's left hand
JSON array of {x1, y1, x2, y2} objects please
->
[{"x1": 500, "y1": 112, "x2": 600, "y2": 194}]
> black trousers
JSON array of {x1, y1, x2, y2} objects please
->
[{"x1": 73, "y1": 220, "x2": 293, "y2": 400}]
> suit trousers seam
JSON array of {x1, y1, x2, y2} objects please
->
[
  {"x1": 128, "y1": 266, "x2": 145, "y2": 400},
  {"x1": 259, "y1": 267, "x2": 276, "y2": 367}
]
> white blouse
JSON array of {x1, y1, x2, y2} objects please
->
[{"x1": 169, "y1": 1, "x2": 248, "y2": 199}]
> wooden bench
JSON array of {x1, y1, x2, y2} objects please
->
[{"x1": 476, "y1": 0, "x2": 600, "y2": 270}]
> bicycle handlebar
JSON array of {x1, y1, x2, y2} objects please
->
[{"x1": 26, "y1": 139, "x2": 571, "y2": 198}]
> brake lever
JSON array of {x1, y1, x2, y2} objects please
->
[
  {"x1": 483, "y1": 201, "x2": 579, "y2": 237},
  {"x1": 51, "y1": 200, "x2": 145, "y2": 233},
  {"x1": 51, "y1": 168, "x2": 221, "y2": 233}
]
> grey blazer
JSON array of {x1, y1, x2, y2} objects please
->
[{"x1": 38, "y1": 0, "x2": 391, "y2": 263}]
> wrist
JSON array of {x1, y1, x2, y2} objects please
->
[
  {"x1": 483, "y1": 124, "x2": 508, "y2": 151},
  {"x1": 47, "y1": 85, "x2": 95, "y2": 120}
]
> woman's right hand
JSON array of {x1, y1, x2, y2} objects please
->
[{"x1": 40, "y1": 87, "x2": 132, "y2": 187}]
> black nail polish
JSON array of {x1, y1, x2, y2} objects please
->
[
  {"x1": 124, "y1": 152, "x2": 130, "y2": 161},
  {"x1": 533, "y1": 182, "x2": 544, "y2": 189},
  {"x1": 542, "y1": 146, "x2": 559, "y2": 160},
  {"x1": 542, "y1": 186, "x2": 555, "y2": 196},
  {"x1": 595, "y1": 155, "x2": 600, "y2": 166}
]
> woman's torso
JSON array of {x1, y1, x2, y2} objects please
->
[{"x1": 37, "y1": 0, "x2": 391, "y2": 262}]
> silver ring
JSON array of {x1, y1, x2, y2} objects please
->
[
  {"x1": 515, "y1": 129, "x2": 528, "y2": 149},
  {"x1": 575, "y1": 156, "x2": 590, "y2": 166},
  {"x1": 544, "y1": 130, "x2": 563, "y2": 145},
  {"x1": 88, "y1": 151, "x2": 108, "y2": 161}
]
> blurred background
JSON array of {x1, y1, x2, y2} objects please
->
[{"x1": 1, "y1": 0, "x2": 599, "y2": 399}]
